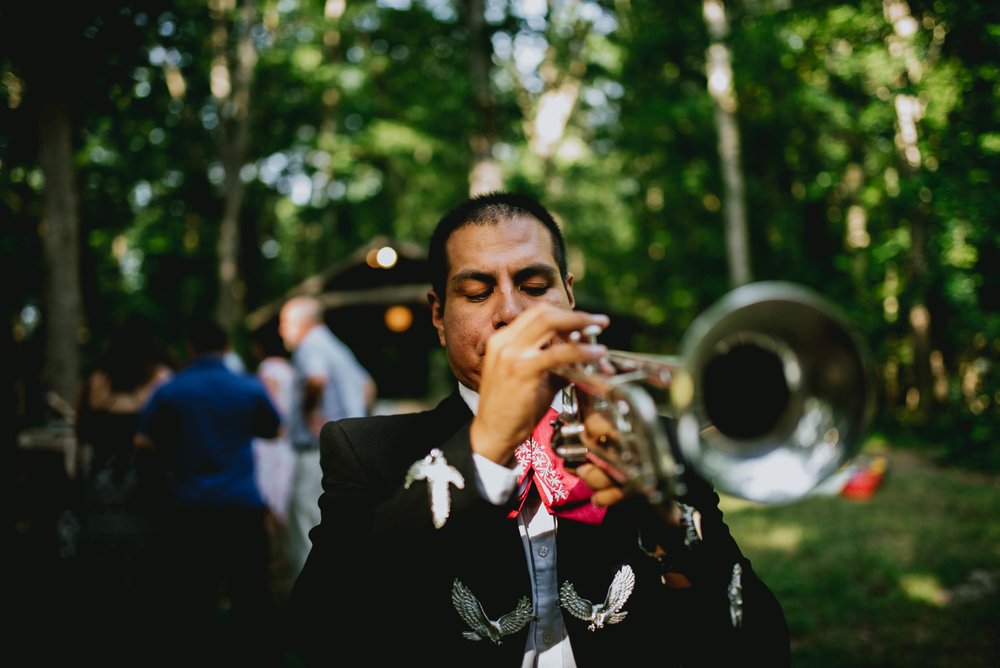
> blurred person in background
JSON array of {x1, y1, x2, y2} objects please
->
[
  {"x1": 278, "y1": 295, "x2": 375, "y2": 585},
  {"x1": 136, "y1": 317, "x2": 283, "y2": 667},
  {"x1": 72, "y1": 313, "x2": 175, "y2": 665},
  {"x1": 250, "y1": 326, "x2": 297, "y2": 602}
]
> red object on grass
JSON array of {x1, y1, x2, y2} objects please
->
[{"x1": 839, "y1": 456, "x2": 888, "y2": 500}]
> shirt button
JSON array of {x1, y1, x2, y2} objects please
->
[
  {"x1": 542, "y1": 631, "x2": 554, "y2": 644},
  {"x1": 537, "y1": 545, "x2": 549, "y2": 557}
]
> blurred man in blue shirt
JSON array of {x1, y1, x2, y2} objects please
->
[{"x1": 136, "y1": 317, "x2": 283, "y2": 667}]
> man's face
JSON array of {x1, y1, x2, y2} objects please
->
[{"x1": 429, "y1": 215, "x2": 575, "y2": 392}]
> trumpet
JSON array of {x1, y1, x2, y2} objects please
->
[{"x1": 553, "y1": 281, "x2": 876, "y2": 505}]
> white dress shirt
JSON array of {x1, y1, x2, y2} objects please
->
[{"x1": 458, "y1": 384, "x2": 578, "y2": 668}]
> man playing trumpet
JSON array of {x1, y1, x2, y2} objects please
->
[{"x1": 288, "y1": 191, "x2": 790, "y2": 666}]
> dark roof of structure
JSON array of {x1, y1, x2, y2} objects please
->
[{"x1": 244, "y1": 236, "x2": 430, "y2": 332}]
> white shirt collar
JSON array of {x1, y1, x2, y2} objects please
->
[{"x1": 457, "y1": 382, "x2": 565, "y2": 416}]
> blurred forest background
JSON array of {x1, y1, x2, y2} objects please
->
[
  {"x1": 3, "y1": 1, "x2": 998, "y2": 665},
  {"x1": 4, "y1": 0, "x2": 999, "y2": 466},
  {"x1": 3, "y1": 0, "x2": 999, "y2": 463}
]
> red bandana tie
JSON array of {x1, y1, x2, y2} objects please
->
[{"x1": 507, "y1": 407, "x2": 606, "y2": 525}]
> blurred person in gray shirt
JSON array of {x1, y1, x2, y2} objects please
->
[{"x1": 278, "y1": 295, "x2": 375, "y2": 582}]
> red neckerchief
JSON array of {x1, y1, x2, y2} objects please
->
[{"x1": 507, "y1": 407, "x2": 606, "y2": 525}]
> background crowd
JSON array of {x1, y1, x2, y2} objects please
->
[{"x1": 17, "y1": 301, "x2": 372, "y2": 666}]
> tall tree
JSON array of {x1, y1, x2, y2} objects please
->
[
  {"x1": 464, "y1": 0, "x2": 503, "y2": 194},
  {"x1": 515, "y1": 1, "x2": 591, "y2": 189},
  {"x1": 211, "y1": 0, "x2": 259, "y2": 332},
  {"x1": 4, "y1": 6, "x2": 92, "y2": 406},
  {"x1": 703, "y1": 0, "x2": 751, "y2": 287},
  {"x1": 36, "y1": 97, "x2": 82, "y2": 406},
  {"x1": 882, "y1": 0, "x2": 936, "y2": 414}
]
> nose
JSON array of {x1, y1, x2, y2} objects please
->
[{"x1": 491, "y1": 286, "x2": 527, "y2": 329}]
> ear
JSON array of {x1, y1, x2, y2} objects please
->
[
  {"x1": 427, "y1": 290, "x2": 447, "y2": 347},
  {"x1": 565, "y1": 273, "x2": 576, "y2": 309}
]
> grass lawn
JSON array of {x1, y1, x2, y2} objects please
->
[
  {"x1": 721, "y1": 439, "x2": 1000, "y2": 667},
  {"x1": 13, "y1": 438, "x2": 997, "y2": 666}
]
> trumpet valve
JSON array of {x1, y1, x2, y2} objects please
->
[{"x1": 552, "y1": 422, "x2": 588, "y2": 468}]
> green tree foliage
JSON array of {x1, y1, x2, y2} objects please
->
[{"x1": 1, "y1": 0, "x2": 997, "y2": 463}]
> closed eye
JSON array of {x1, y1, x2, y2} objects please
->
[
  {"x1": 515, "y1": 265, "x2": 560, "y2": 296},
  {"x1": 466, "y1": 287, "x2": 493, "y2": 302},
  {"x1": 521, "y1": 284, "x2": 550, "y2": 297}
]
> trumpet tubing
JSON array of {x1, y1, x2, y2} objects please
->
[{"x1": 554, "y1": 281, "x2": 875, "y2": 505}]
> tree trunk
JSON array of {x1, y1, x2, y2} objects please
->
[
  {"x1": 703, "y1": 0, "x2": 752, "y2": 287},
  {"x1": 315, "y1": 0, "x2": 345, "y2": 265},
  {"x1": 884, "y1": 0, "x2": 936, "y2": 414},
  {"x1": 508, "y1": 6, "x2": 589, "y2": 193},
  {"x1": 38, "y1": 99, "x2": 83, "y2": 407},
  {"x1": 213, "y1": 0, "x2": 258, "y2": 332},
  {"x1": 464, "y1": 0, "x2": 503, "y2": 195}
]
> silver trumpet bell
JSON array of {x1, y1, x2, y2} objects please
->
[{"x1": 553, "y1": 281, "x2": 876, "y2": 505}]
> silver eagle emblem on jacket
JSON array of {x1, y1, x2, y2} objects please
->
[
  {"x1": 404, "y1": 448, "x2": 465, "y2": 528},
  {"x1": 451, "y1": 579, "x2": 535, "y2": 644},
  {"x1": 559, "y1": 563, "x2": 636, "y2": 631},
  {"x1": 729, "y1": 562, "x2": 744, "y2": 628}
]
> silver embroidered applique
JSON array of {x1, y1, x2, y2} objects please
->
[
  {"x1": 451, "y1": 579, "x2": 535, "y2": 645},
  {"x1": 559, "y1": 564, "x2": 636, "y2": 632},
  {"x1": 679, "y1": 502, "x2": 702, "y2": 547},
  {"x1": 728, "y1": 562, "x2": 744, "y2": 628},
  {"x1": 404, "y1": 448, "x2": 465, "y2": 529}
]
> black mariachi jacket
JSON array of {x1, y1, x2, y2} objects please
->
[{"x1": 288, "y1": 391, "x2": 790, "y2": 667}]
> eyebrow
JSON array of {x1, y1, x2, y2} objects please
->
[
  {"x1": 514, "y1": 264, "x2": 559, "y2": 283},
  {"x1": 449, "y1": 269, "x2": 495, "y2": 287},
  {"x1": 449, "y1": 264, "x2": 558, "y2": 287}
]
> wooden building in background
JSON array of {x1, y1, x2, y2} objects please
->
[{"x1": 244, "y1": 237, "x2": 443, "y2": 408}]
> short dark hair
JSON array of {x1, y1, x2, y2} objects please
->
[
  {"x1": 427, "y1": 191, "x2": 569, "y2": 314},
  {"x1": 102, "y1": 314, "x2": 167, "y2": 391},
  {"x1": 188, "y1": 317, "x2": 228, "y2": 355}
]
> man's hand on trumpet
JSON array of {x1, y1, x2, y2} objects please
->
[
  {"x1": 571, "y1": 411, "x2": 689, "y2": 528},
  {"x1": 470, "y1": 303, "x2": 609, "y2": 467}
]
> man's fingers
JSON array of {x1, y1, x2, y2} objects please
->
[
  {"x1": 487, "y1": 321, "x2": 608, "y2": 379},
  {"x1": 540, "y1": 340, "x2": 607, "y2": 369},
  {"x1": 582, "y1": 413, "x2": 619, "y2": 448},
  {"x1": 500, "y1": 302, "x2": 609, "y2": 350},
  {"x1": 590, "y1": 487, "x2": 626, "y2": 508},
  {"x1": 575, "y1": 458, "x2": 627, "y2": 508},
  {"x1": 575, "y1": 462, "x2": 616, "y2": 491},
  {"x1": 576, "y1": 460, "x2": 626, "y2": 508}
]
